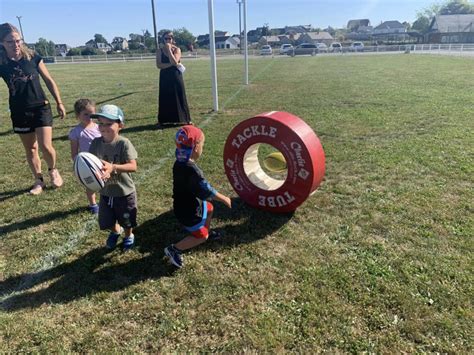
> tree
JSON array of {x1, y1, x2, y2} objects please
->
[
  {"x1": 412, "y1": 16, "x2": 431, "y2": 33},
  {"x1": 261, "y1": 23, "x2": 271, "y2": 36},
  {"x1": 172, "y1": 28, "x2": 196, "y2": 51},
  {"x1": 66, "y1": 48, "x2": 81, "y2": 56},
  {"x1": 439, "y1": 0, "x2": 474, "y2": 14},
  {"x1": 35, "y1": 38, "x2": 55, "y2": 57},
  {"x1": 412, "y1": 3, "x2": 441, "y2": 34},
  {"x1": 81, "y1": 47, "x2": 99, "y2": 55},
  {"x1": 94, "y1": 33, "x2": 108, "y2": 44}
]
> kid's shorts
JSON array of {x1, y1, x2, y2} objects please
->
[
  {"x1": 99, "y1": 192, "x2": 137, "y2": 230},
  {"x1": 183, "y1": 201, "x2": 214, "y2": 239},
  {"x1": 11, "y1": 103, "x2": 53, "y2": 134}
]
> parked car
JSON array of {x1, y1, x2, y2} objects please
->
[
  {"x1": 350, "y1": 42, "x2": 365, "y2": 52},
  {"x1": 260, "y1": 45, "x2": 273, "y2": 56},
  {"x1": 329, "y1": 42, "x2": 342, "y2": 52},
  {"x1": 315, "y1": 43, "x2": 328, "y2": 53},
  {"x1": 288, "y1": 43, "x2": 318, "y2": 56},
  {"x1": 279, "y1": 44, "x2": 294, "y2": 55}
]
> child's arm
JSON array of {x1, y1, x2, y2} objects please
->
[
  {"x1": 70, "y1": 140, "x2": 79, "y2": 161},
  {"x1": 212, "y1": 191, "x2": 232, "y2": 209},
  {"x1": 101, "y1": 159, "x2": 137, "y2": 180}
]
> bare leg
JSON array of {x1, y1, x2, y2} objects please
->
[
  {"x1": 35, "y1": 126, "x2": 56, "y2": 169},
  {"x1": 175, "y1": 235, "x2": 207, "y2": 250},
  {"x1": 111, "y1": 223, "x2": 121, "y2": 234},
  {"x1": 19, "y1": 132, "x2": 42, "y2": 178},
  {"x1": 86, "y1": 190, "x2": 97, "y2": 205}
]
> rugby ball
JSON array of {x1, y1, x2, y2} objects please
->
[
  {"x1": 263, "y1": 151, "x2": 287, "y2": 173},
  {"x1": 74, "y1": 152, "x2": 105, "y2": 192}
]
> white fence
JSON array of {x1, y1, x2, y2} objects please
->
[{"x1": 44, "y1": 43, "x2": 474, "y2": 64}]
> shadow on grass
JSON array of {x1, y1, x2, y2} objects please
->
[
  {"x1": 0, "y1": 187, "x2": 30, "y2": 203},
  {"x1": 0, "y1": 198, "x2": 293, "y2": 311},
  {"x1": 0, "y1": 129, "x2": 13, "y2": 137},
  {"x1": 0, "y1": 206, "x2": 85, "y2": 236}
]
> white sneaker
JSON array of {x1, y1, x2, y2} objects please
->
[
  {"x1": 49, "y1": 168, "x2": 63, "y2": 188},
  {"x1": 29, "y1": 179, "x2": 46, "y2": 195}
]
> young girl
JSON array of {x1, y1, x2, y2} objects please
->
[{"x1": 69, "y1": 99, "x2": 101, "y2": 213}]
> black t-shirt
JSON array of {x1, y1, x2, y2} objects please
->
[
  {"x1": 173, "y1": 160, "x2": 216, "y2": 227},
  {"x1": 0, "y1": 54, "x2": 48, "y2": 111}
]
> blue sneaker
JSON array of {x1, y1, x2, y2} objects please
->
[
  {"x1": 106, "y1": 232, "x2": 120, "y2": 249},
  {"x1": 88, "y1": 204, "x2": 99, "y2": 214},
  {"x1": 122, "y1": 234, "x2": 135, "y2": 251},
  {"x1": 164, "y1": 245, "x2": 183, "y2": 268}
]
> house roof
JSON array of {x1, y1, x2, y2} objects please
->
[
  {"x1": 262, "y1": 35, "x2": 281, "y2": 42},
  {"x1": 374, "y1": 20, "x2": 405, "y2": 30},
  {"x1": 347, "y1": 19, "x2": 370, "y2": 29},
  {"x1": 430, "y1": 14, "x2": 474, "y2": 33},
  {"x1": 304, "y1": 31, "x2": 334, "y2": 40}
]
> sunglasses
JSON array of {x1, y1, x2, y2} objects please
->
[
  {"x1": 5, "y1": 39, "x2": 23, "y2": 45},
  {"x1": 164, "y1": 37, "x2": 173, "y2": 41}
]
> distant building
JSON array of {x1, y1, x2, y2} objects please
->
[
  {"x1": 298, "y1": 31, "x2": 334, "y2": 45},
  {"x1": 372, "y1": 20, "x2": 410, "y2": 42},
  {"x1": 86, "y1": 40, "x2": 112, "y2": 53},
  {"x1": 427, "y1": 14, "x2": 474, "y2": 43},
  {"x1": 215, "y1": 35, "x2": 240, "y2": 49},
  {"x1": 111, "y1": 37, "x2": 129, "y2": 51},
  {"x1": 347, "y1": 19, "x2": 370, "y2": 32},
  {"x1": 54, "y1": 44, "x2": 70, "y2": 56}
]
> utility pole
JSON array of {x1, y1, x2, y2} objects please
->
[
  {"x1": 16, "y1": 16, "x2": 25, "y2": 41},
  {"x1": 236, "y1": 0, "x2": 243, "y2": 53}
]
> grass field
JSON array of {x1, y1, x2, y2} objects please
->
[{"x1": 0, "y1": 54, "x2": 473, "y2": 352}]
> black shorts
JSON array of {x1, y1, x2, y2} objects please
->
[
  {"x1": 98, "y1": 192, "x2": 138, "y2": 230},
  {"x1": 11, "y1": 103, "x2": 53, "y2": 134}
]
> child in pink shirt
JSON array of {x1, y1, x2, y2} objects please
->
[{"x1": 68, "y1": 98, "x2": 101, "y2": 213}]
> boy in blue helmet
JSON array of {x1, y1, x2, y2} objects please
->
[{"x1": 165, "y1": 125, "x2": 232, "y2": 268}]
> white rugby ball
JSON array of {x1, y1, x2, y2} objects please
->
[{"x1": 74, "y1": 152, "x2": 105, "y2": 192}]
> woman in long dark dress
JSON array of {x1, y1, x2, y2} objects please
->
[{"x1": 155, "y1": 31, "x2": 191, "y2": 128}]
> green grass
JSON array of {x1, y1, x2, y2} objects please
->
[{"x1": 0, "y1": 54, "x2": 473, "y2": 352}]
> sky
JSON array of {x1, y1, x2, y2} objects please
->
[{"x1": 1, "y1": 0, "x2": 436, "y2": 47}]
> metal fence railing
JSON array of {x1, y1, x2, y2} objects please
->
[{"x1": 43, "y1": 43, "x2": 474, "y2": 64}]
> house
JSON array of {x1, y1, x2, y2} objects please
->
[
  {"x1": 284, "y1": 25, "x2": 312, "y2": 33},
  {"x1": 372, "y1": 20, "x2": 410, "y2": 42},
  {"x1": 373, "y1": 20, "x2": 406, "y2": 35},
  {"x1": 96, "y1": 43, "x2": 112, "y2": 53},
  {"x1": 426, "y1": 14, "x2": 474, "y2": 43},
  {"x1": 259, "y1": 35, "x2": 281, "y2": 47},
  {"x1": 196, "y1": 31, "x2": 230, "y2": 47},
  {"x1": 347, "y1": 19, "x2": 370, "y2": 32},
  {"x1": 215, "y1": 36, "x2": 240, "y2": 49},
  {"x1": 111, "y1": 37, "x2": 129, "y2": 51},
  {"x1": 54, "y1": 44, "x2": 70, "y2": 56},
  {"x1": 298, "y1": 31, "x2": 334, "y2": 45},
  {"x1": 346, "y1": 19, "x2": 373, "y2": 40}
]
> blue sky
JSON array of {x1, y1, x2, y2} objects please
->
[{"x1": 1, "y1": 0, "x2": 435, "y2": 47}]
